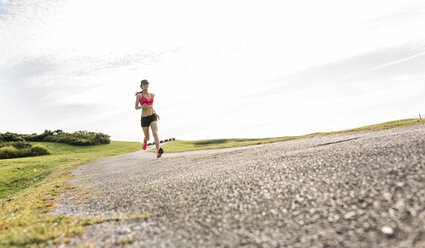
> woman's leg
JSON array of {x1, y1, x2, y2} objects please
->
[
  {"x1": 142, "y1": 127, "x2": 150, "y2": 144},
  {"x1": 150, "y1": 121, "x2": 160, "y2": 151}
]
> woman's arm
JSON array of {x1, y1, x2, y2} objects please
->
[
  {"x1": 153, "y1": 108, "x2": 160, "y2": 120},
  {"x1": 152, "y1": 94, "x2": 160, "y2": 119},
  {"x1": 135, "y1": 94, "x2": 144, "y2": 110}
]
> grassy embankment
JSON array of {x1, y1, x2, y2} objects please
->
[
  {"x1": 161, "y1": 118, "x2": 425, "y2": 152},
  {"x1": 0, "y1": 141, "x2": 141, "y2": 247}
]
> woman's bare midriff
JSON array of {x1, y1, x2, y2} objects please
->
[{"x1": 142, "y1": 105, "x2": 155, "y2": 117}]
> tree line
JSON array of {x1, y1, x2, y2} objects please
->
[{"x1": 0, "y1": 130, "x2": 111, "y2": 159}]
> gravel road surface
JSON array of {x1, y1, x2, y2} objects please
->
[{"x1": 53, "y1": 124, "x2": 425, "y2": 247}]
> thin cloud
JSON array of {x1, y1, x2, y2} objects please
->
[
  {"x1": 368, "y1": 1, "x2": 425, "y2": 27},
  {"x1": 252, "y1": 41, "x2": 425, "y2": 98}
]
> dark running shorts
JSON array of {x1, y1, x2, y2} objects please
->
[{"x1": 141, "y1": 114, "x2": 158, "y2": 127}]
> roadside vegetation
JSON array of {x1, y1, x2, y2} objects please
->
[
  {"x1": 161, "y1": 118, "x2": 425, "y2": 152},
  {"x1": 0, "y1": 141, "x2": 140, "y2": 247},
  {"x1": 0, "y1": 130, "x2": 111, "y2": 159},
  {"x1": 0, "y1": 142, "x2": 49, "y2": 159},
  {"x1": 23, "y1": 130, "x2": 111, "y2": 146}
]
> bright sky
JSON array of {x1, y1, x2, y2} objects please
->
[{"x1": 1, "y1": 0, "x2": 425, "y2": 141}]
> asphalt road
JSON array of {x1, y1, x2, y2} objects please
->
[{"x1": 53, "y1": 124, "x2": 425, "y2": 248}]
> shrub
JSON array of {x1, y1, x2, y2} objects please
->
[
  {"x1": 0, "y1": 144, "x2": 49, "y2": 159},
  {"x1": 0, "y1": 146, "x2": 19, "y2": 159},
  {"x1": 17, "y1": 148, "x2": 31, "y2": 157},
  {"x1": 30, "y1": 144, "x2": 50, "y2": 156},
  {"x1": 0, "y1": 141, "x2": 33, "y2": 149},
  {"x1": 0, "y1": 132, "x2": 25, "y2": 142},
  {"x1": 24, "y1": 130, "x2": 54, "y2": 142},
  {"x1": 51, "y1": 131, "x2": 110, "y2": 146},
  {"x1": 94, "y1": 132, "x2": 111, "y2": 144},
  {"x1": 2, "y1": 130, "x2": 111, "y2": 147},
  {"x1": 12, "y1": 141, "x2": 33, "y2": 149}
]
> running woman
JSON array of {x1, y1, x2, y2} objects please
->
[{"x1": 135, "y1": 79, "x2": 164, "y2": 158}]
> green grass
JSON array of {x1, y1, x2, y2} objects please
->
[
  {"x1": 0, "y1": 141, "x2": 141, "y2": 247},
  {"x1": 161, "y1": 118, "x2": 425, "y2": 153},
  {"x1": 0, "y1": 141, "x2": 140, "y2": 200}
]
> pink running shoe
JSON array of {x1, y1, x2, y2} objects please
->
[{"x1": 142, "y1": 142, "x2": 147, "y2": 150}]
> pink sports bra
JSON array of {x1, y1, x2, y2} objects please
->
[{"x1": 140, "y1": 93, "x2": 154, "y2": 105}]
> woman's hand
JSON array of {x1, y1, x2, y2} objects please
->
[{"x1": 156, "y1": 114, "x2": 160, "y2": 120}]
